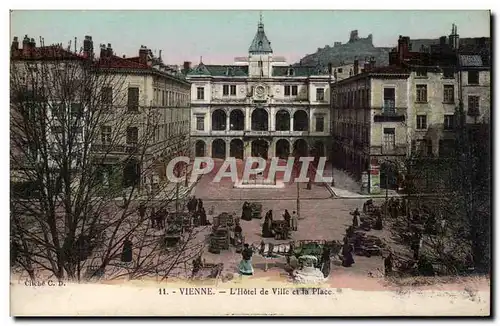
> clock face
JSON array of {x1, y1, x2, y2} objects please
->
[{"x1": 255, "y1": 86, "x2": 265, "y2": 96}]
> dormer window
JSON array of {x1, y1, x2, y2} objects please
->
[
  {"x1": 258, "y1": 41, "x2": 263, "y2": 47},
  {"x1": 287, "y1": 68, "x2": 295, "y2": 76},
  {"x1": 226, "y1": 67, "x2": 233, "y2": 76}
]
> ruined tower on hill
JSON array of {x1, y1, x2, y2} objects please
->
[{"x1": 297, "y1": 30, "x2": 391, "y2": 67}]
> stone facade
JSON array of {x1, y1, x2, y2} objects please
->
[
  {"x1": 332, "y1": 30, "x2": 491, "y2": 187},
  {"x1": 10, "y1": 36, "x2": 191, "y2": 189},
  {"x1": 332, "y1": 67, "x2": 410, "y2": 183},
  {"x1": 187, "y1": 19, "x2": 332, "y2": 160}
]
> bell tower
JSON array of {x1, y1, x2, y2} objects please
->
[{"x1": 248, "y1": 12, "x2": 273, "y2": 78}]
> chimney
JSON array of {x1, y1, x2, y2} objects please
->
[
  {"x1": 439, "y1": 36, "x2": 447, "y2": 46},
  {"x1": 364, "y1": 62, "x2": 371, "y2": 72},
  {"x1": 449, "y1": 23, "x2": 460, "y2": 50},
  {"x1": 369, "y1": 56, "x2": 376, "y2": 68},
  {"x1": 22, "y1": 35, "x2": 30, "y2": 56},
  {"x1": 353, "y1": 58, "x2": 359, "y2": 75},
  {"x1": 106, "y1": 43, "x2": 113, "y2": 57},
  {"x1": 363, "y1": 57, "x2": 371, "y2": 72},
  {"x1": 11, "y1": 36, "x2": 19, "y2": 52},
  {"x1": 139, "y1": 45, "x2": 149, "y2": 65},
  {"x1": 183, "y1": 61, "x2": 192, "y2": 71},
  {"x1": 83, "y1": 35, "x2": 93, "y2": 58},
  {"x1": 100, "y1": 43, "x2": 107, "y2": 58},
  {"x1": 398, "y1": 35, "x2": 410, "y2": 61}
]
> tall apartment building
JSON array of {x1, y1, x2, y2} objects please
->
[
  {"x1": 185, "y1": 17, "x2": 332, "y2": 161},
  {"x1": 332, "y1": 25, "x2": 490, "y2": 192},
  {"x1": 93, "y1": 42, "x2": 191, "y2": 190},
  {"x1": 10, "y1": 35, "x2": 91, "y2": 184},
  {"x1": 331, "y1": 62, "x2": 410, "y2": 186},
  {"x1": 10, "y1": 35, "x2": 191, "y2": 192}
]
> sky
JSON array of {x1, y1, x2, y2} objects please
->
[{"x1": 10, "y1": 10, "x2": 490, "y2": 65}]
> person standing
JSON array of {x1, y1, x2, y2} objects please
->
[
  {"x1": 283, "y1": 209, "x2": 291, "y2": 229},
  {"x1": 384, "y1": 252, "x2": 394, "y2": 276},
  {"x1": 341, "y1": 237, "x2": 355, "y2": 267},
  {"x1": 200, "y1": 207, "x2": 210, "y2": 226},
  {"x1": 150, "y1": 207, "x2": 156, "y2": 229},
  {"x1": 321, "y1": 246, "x2": 331, "y2": 277},
  {"x1": 262, "y1": 214, "x2": 273, "y2": 238},
  {"x1": 138, "y1": 202, "x2": 147, "y2": 220},
  {"x1": 197, "y1": 199, "x2": 204, "y2": 213},
  {"x1": 234, "y1": 221, "x2": 243, "y2": 246},
  {"x1": 121, "y1": 238, "x2": 133, "y2": 263},
  {"x1": 411, "y1": 231, "x2": 422, "y2": 261},
  {"x1": 191, "y1": 255, "x2": 202, "y2": 278},
  {"x1": 351, "y1": 208, "x2": 360, "y2": 228},
  {"x1": 238, "y1": 244, "x2": 254, "y2": 276},
  {"x1": 155, "y1": 208, "x2": 164, "y2": 230},
  {"x1": 374, "y1": 213, "x2": 383, "y2": 230},
  {"x1": 187, "y1": 197, "x2": 195, "y2": 213},
  {"x1": 241, "y1": 202, "x2": 251, "y2": 221},
  {"x1": 291, "y1": 210, "x2": 298, "y2": 231}
]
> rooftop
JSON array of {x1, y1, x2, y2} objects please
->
[{"x1": 248, "y1": 15, "x2": 273, "y2": 54}]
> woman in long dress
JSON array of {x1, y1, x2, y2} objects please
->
[
  {"x1": 238, "y1": 244, "x2": 254, "y2": 276},
  {"x1": 341, "y1": 238, "x2": 354, "y2": 267},
  {"x1": 291, "y1": 211, "x2": 298, "y2": 231},
  {"x1": 321, "y1": 246, "x2": 331, "y2": 277}
]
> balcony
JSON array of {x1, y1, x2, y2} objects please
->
[
  {"x1": 244, "y1": 130, "x2": 270, "y2": 136},
  {"x1": 242, "y1": 130, "x2": 311, "y2": 137},
  {"x1": 373, "y1": 102, "x2": 406, "y2": 122},
  {"x1": 91, "y1": 144, "x2": 139, "y2": 154},
  {"x1": 370, "y1": 144, "x2": 407, "y2": 156}
]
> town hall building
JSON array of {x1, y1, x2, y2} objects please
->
[{"x1": 185, "y1": 16, "x2": 332, "y2": 160}]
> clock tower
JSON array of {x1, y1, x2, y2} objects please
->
[{"x1": 248, "y1": 13, "x2": 273, "y2": 78}]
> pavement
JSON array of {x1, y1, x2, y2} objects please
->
[
  {"x1": 305, "y1": 165, "x2": 402, "y2": 199},
  {"x1": 193, "y1": 159, "x2": 333, "y2": 201},
  {"x1": 197, "y1": 190, "x2": 393, "y2": 277},
  {"x1": 189, "y1": 161, "x2": 404, "y2": 277},
  {"x1": 112, "y1": 164, "x2": 201, "y2": 203},
  {"x1": 192, "y1": 159, "x2": 405, "y2": 201}
]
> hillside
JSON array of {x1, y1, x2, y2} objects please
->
[{"x1": 296, "y1": 30, "x2": 392, "y2": 68}]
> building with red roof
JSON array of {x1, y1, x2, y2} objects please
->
[{"x1": 10, "y1": 34, "x2": 192, "y2": 192}]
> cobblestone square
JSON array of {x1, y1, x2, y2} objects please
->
[{"x1": 191, "y1": 161, "x2": 394, "y2": 277}]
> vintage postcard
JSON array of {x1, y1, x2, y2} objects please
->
[{"x1": 9, "y1": 9, "x2": 491, "y2": 317}]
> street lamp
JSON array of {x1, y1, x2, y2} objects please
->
[{"x1": 328, "y1": 62, "x2": 335, "y2": 187}]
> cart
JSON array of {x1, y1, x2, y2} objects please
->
[
  {"x1": 241, "y1": 202, "x2": 262, "y2": 221},
  {"x1": 209, "y1": 213, "x2": 236, "y2": 254},
  {"x1": 292, "y1": 240, "x2": 342, "y2": 269},
  {"x1": 164, "y1": 223, "x2": 182, "y2": 247},
  {"x1": 250, "y1": 202, "x2": 263, "y2": 219},
  {"x1": 168, "y1": 212, "x2": 192, "y2": 233},
  {"x1": 271, "y1": 220, "x2": 289, "y2": 240}
]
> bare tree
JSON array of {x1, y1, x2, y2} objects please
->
[
  {"x1": 10, "y1": 41, "x2": 203, "y2": 282},
  {"x1": 391, "y1": 101, "x2": 491, "y2": 275}
]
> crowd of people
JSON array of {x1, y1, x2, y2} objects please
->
[
  {"x1": 187, "y1": 197, "x2": 211, "y2": 227},
  {"x1": 137, "y1": 202, "x2": 167, "y2": 230}
]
